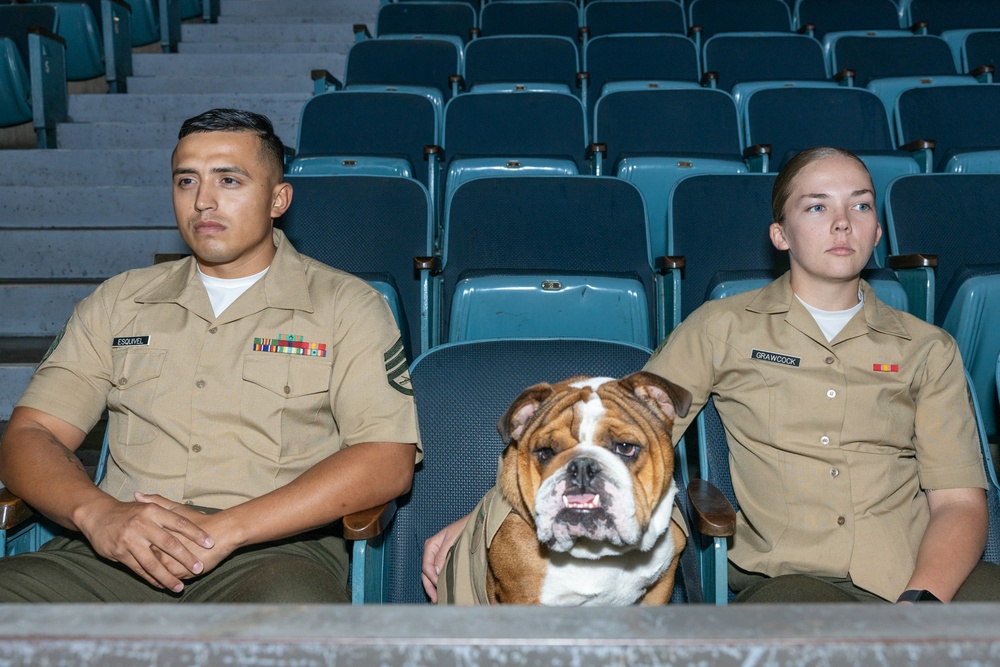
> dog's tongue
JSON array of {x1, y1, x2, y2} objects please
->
[{"x1": 563, "y1": 493, "x2": 601, "y2": 509}]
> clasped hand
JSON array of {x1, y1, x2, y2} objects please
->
[{"x1": 76, "y1": 491, "x2": 219, "y2": 593}]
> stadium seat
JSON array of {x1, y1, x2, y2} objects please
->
[
  {"x1": 795, "y1": 0, "x2": 903, "y2": 40},
  {"x1": 427, "y1": 176, "x2": 658, "y2": 348},
  {"x1": 344, "y1": 34, "x2": 464, "y2": 102},
  {"x1": 376, "y1": 1, "x2": 477, "y2": 43},
  {"x1": 479, "y1": 1, "x2": 581, "y2": 41},
  {"x1": 944, "y1": 27, "x2": 1000, "y2": 74},
  {"x1": 463, "y1": 35, "x2": 580, "y2": 93},
  {"x1": 372, "y1": 337, "x2": 701, "y2": 603},
  {"x1": 826, "y1": 33, "x2": 957, "y2": 87},
  {"x1": 901, "y1": 0, "x2": 1000, "y2": 36},
  {"x1": 687, "y1": 0, "x2": 792, "y2": 46},
  {"x1": 290, "y1": 90, "x2": 441, "y2": 192},
  {"x1": 895, "y1": 83, "x2": 1000, "y2": 172},
  {"x1": 0, "y1": 4, "x2": 67, "y2": 147},
  {"x1": 277, "y1": 174, "x2": 433, "y2": 358},
  {"x1": 582, "y1": 33, "x2": 699, "y2": 118},
  {"x1": 702, "y1": 32, "x2": 828, "y2": 92},
  {"x1": 440, "y1": 88, "x2": 590, "y2": 231},
  {"x1": 47, "y1": 0, "x2": 132, "y2": 91},
  {"x1": 583, "y1": 0, "x2": 686, "y2": 40},
  {"x1": 592, "y1": 85, "x2": 747, "y2": 260},
  {"x1": 885, "y1": 173, "x2": 1000, "y2": 436}
]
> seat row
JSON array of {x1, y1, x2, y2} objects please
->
[
  {"x1": 374, "y1": 0, "x2": 1000, "y2": 45},
  {"x1": 272, "y1": 171, "x2": 1000, "y2": 441}
]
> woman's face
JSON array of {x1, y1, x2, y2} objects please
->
[{"x1": 769, "y1": 154, "x2": 882, "y2": 292}]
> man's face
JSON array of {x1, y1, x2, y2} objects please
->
[
  {"x1": 172, "y1": 130, "x2": 292, "y2": 278},
  {"x1": 769, "y1": 154, "x2": 882, "y2": 290}
]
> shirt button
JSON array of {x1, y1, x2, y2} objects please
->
[
  {"x1": 820, "y1": 435, "x2": 830, "y2": 445},
  {"x1": 831, "y1": 468, "x2": 840, "y2": 478},
  {"x1": 827, "y1": 389, "x2": 837, "y2": 398},
  {"x1": 209, "y1": 327, "x2": 218, "y2": 334},
  {"x1": 825, "y1": 357, "x2": 835, "y2": 365},
  {"x1": 283, "y1": 385, "x2": 291, "y2": 395},
  {"x1": 192, "y1": 444, "x2": 202, "y2": 453},
  {"x1": 196, "y1": 379, "x2": 206, "y2": 388},
  {"x1": 837, "y1": 516, "x2": 846, "y2": 526},
  {"x1": 118, "y1": 377, "x2": 128, "y2": 385},
  {"x1": 185, "y1": 500, "x2": 194, "y2": 506}
]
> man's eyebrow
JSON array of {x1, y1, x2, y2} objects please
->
[{"x1": 211, "y1": 165, "x2": 251, "y2": 177}]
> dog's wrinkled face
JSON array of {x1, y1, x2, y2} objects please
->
[{"x1": 497, "y1": 372, "x2": 691, "y2": 554}]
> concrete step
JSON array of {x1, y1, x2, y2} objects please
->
[
  {"x1": 218, "y1": 0, "x2": 376, "y2": 21},
  {"x1": 180, "y1": 22, "x2": 355, "y2": 45},
  {"x1": 132, "y1": 53, "x2": 346, "y2": 78},
  {"x1": 126, "y1": 75, "x2": 313, "y2": 95},
  {"x1": 0, "y1": 150, "x2": 172, "y2": 186},
  {"x1": 0, "y1": 282, "x2": 100, "y2": 335},
  {"x1": 0, "y1": 186, "x2": 174, "y2": 228},
  {"x1": 178, "y1": 40, "x2": 354, "y2": 57},
  {"x1": 0, "y1": 365, "x2": 34, "y2": 420},
  {"x1": 67, "y1": 92, "x2": 310, "y2": 123},
  {"x1": 3, "y1": 229, "x2": 189, "y2": 279}
]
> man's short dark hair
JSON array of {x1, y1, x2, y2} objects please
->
[{"x1": 178, "y1": 108, "x2": 285, "y2": 175}]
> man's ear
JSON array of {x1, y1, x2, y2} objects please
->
[
  {"x1": 497, "y1": 383, "x2": 554, "y2": 444},
  {"x1": 770, "y1": 221, "x2": 789, "y2": 251},
  {"x1": 271, "y1": 181, "x2": 293, "y2": 218},
  {"x1": 619, "y1": 371, "x2": 692, "y2": 421}
]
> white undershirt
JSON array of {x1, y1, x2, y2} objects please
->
[
  {"x1": 198, "y1": 266, "x2": 269, "y2": 318},
  {"x1": 796, "y1": 291, "x2": 864, "y2": 342}
]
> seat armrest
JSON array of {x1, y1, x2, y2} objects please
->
[
  {"x1": 687, "y1": 25, "x2": 702, "y2": 39},
  {"x1": 577, "y1": 26, "x2": 589, "y2": 43},
  {"x1": 343, "y1": 500, "x2": 397, "y2": 541},
  {"x1": 886, "y1": 253, "x2": 938, "y2": 269},
  {"x1": 311, "y1": 69, "x2": 343, "y2": 94},
  {"x1": 797, "y1": 23, "x2": 815, "y2": 37},
  {"x1": 353, "y1": 23, "x2": 372, "y2": 41},
  {"x1": 909, "y1": 21, "x2": 928, "y2": 34},
  {"x1": 655, "y1": 255, "x2": 685, "y2": 273},
  {"x1": 0, "y1": 488, "x2": 33, "y2": 532},
  {"x1": 687, "y1": 478, "x2": 736, "y2": 538},
  {"x1": 414, "y1": 256, "x2": 441, "y2": 272},
  {"x1": 900, "y1": 139, "x2": 934, "y2": 152},
  {"x1": 833, "y1": 68, "x2": 855, "y2": 86},
  {"x1": 971, "y1": 64, "x2": 994, "y2": 83},
  {"x1": 700, "y1": 71, "x2": 718, "y2": 88}
]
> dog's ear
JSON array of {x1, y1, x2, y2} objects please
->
[
  {"x1": 619, "y1": 371, "x2": 692, "y2": 420},
  {"x1": 497, "y1": 383, "x2": 554, "y2": 444}
]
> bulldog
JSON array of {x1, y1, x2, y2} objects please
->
[{"x1": 475, "y1": 371, "x2": 691, "y2": 605}]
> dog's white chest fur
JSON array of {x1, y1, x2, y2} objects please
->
[{"x1": 538, "y1": 482, "x2": 679, "y2": 606}]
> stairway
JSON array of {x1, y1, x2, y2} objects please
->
[{"x1": 0, "y1": 0, "x2": 376, "y2": 420}]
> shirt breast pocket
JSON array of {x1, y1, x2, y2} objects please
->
[
  {"x1": 110, "y1": 348, "x2": 166, "y2": 446},
  {"x1": 241, "y1": 354, "x2": 333, "y2": 461}
]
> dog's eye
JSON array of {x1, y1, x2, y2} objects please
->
[
  {"x1": 534, "y1": 447, "x2": 554, "y2": 464},
  {"x1": 612, "y1": 442, "x2": 640, "y2": 459}
]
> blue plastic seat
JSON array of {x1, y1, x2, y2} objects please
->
[
  {"x1": 582, "y1": 33, "x2": 699, "y2": 119},
  {"x1": 895, "y1": 83, "x2": 1000, "y2": 172},
  {"x1": 593, "y1": 85, "x2": 747, "y2": 262},
  {"x1": 376, "y1": 1, "x2": 477, "y2": 43},
  {"x1": 688, "y1": 0, "x2": 792, "y2": 45},
  {"x1": 368, "y1": 337, "x2": 701, "y2": 603},
  {"x1": 583, "y1": 0, "x2": 686, "y2": 40},
  {"x1": 901, "y1": 0, "x2": 1000, "y2": 36},
  {"x1": 479, "y1": 1, "x2": 581, "y2": 41},
  {"x1": 794, "y1": 0, "x2": 903, "y2": 40},
  {"x1": 702, "y1": 32, "x2": 828, "y2": 92},
  {"x1": 885, "y1": 173, "x2": 1000, "y2": 437},
  {"x1": 345, "y1": 34, "x2": 464, "y2": 102},
  {"x1": 0, "y1": 4, "x2": 67, "y2": 147},
  {"x1": 427, "y1": 176, "x2": 658, "y2": 348},
  {"x1": 291, "y1": 89, "x2": 441, "y2": 191},
  {"x1": 944, "y1": 27, "x2": 1000, "y2": 73},
  {"x1": 827, "y1": 33, "x2": 957, "y2": 87},
  {"x1": 463, "y1": 35, "x2": 580, "y2": 92}
]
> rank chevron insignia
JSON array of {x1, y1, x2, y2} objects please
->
[{"x1": 384, "y1": 337, "x2": 413, "y2": 396}]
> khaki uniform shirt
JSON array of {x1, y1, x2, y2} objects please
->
[
  {"x1": 19, "y1": 230, "x2": 421, "y2": 510},
  {"x1": 644, "y1": 272, "x2": 986, "y2": 601}
]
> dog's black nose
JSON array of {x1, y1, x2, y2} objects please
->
[{"x1": 567, "y1": 457, "x2": 600, "y2": 489}]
